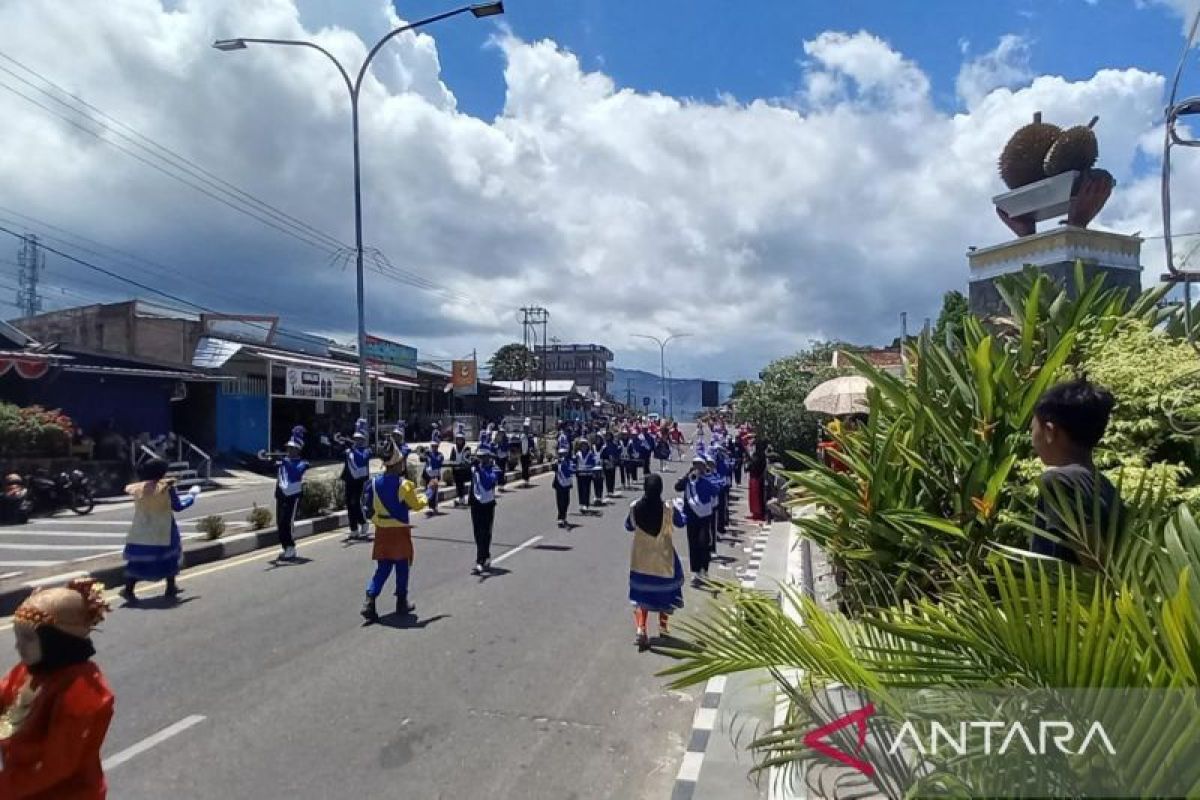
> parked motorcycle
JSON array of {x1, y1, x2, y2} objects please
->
[{"x1": 25, "y1": 469, "x2": 95, "y2": 516}]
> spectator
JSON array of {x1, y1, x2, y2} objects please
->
[{"x1": 1030, "y1": 379, "x2": 1121, "y2": 565}]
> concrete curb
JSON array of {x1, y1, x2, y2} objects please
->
[{"x1": 0, "y1": 462, "x2": 553, "y2": 617}]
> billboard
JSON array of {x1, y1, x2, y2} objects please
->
[
  {"x1": 452, "y1": 359, "x2": 478, "y2": 396},
  {"x1": 284, "y1": 367, "x2": 360, "y2": 403},
  {"x1": 701, "y1": 380, "x2": 720, "y2": 408},
  {"x1": 364, "y1": 334, "x2": 418, "y2": 377}
]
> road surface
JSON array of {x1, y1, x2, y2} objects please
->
[{"x1": 2, "y1": 449, "x2": 764, "y2": 799}]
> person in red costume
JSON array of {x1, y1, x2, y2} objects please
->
[{"x1": 0, "y1": 578, "x2": 114, "y2": 799}]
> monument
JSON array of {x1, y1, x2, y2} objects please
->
[{"x1": 967, "y1": 112, "x2": 1143, "y2": 317}]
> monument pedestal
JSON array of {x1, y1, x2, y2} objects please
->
[{"x1": 967, "y1": 226, "x2": 1143, "y2": 318}]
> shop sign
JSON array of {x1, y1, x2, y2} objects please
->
[{"x1": 285, "y1": 367, "x2": 360, "y2": 402}]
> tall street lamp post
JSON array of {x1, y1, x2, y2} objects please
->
[
  {"x1": 633, "y1": 333, "x2": 690, "y2": 420},
  {"x1": 213, "y1": 2, "x2": 504, "y2": 429}
]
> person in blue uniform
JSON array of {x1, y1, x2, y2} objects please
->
[
  {"x1": 360, "y1": 445, "x2": 427, "y2": 621},
  {"x1": 599, "y1": 432, "x2": 621, "y2": 497},
  {"x1": 519, "y1": 419, "x2": 538, "y2": 486},
  {"x1": 704, "y1": 454, "x2": 724, "y2": 553},
  {"x1": 574, "y1": 438, "x2": 599, "y2": 514},
  {"x1": 552, "y1": 445, "x2": 574, "y2": 528},
  {"x1": 421, "y1": 442, "x2": 445, "y2": 516},
  {"x1": 469, "y1": 445, "x2": 505, "y2": 574},
  {"x1": 675, "y1": 456, "x2": 717, "y2": 585},
  {"x1": 340, "y1": 419, "x2": 372, "y2": 540},
  {"x1": 620, "y1": 430, "x2": 640, "y2": 488},
  {"x1": 713, "y1": 445, "x2": 733, "y2": 538},
  {"x1": 260, "y1": 427, "x2": 309, "y2": 561},
  {"x1": 447, "y1": 426, "x2": 472, "y2": 507},
  {"x1": 636, "y1": 429, "x2": 654, "y2": 475},
  {"x1": 589, "y1": 433, "x2": 607, "y2": 507}
]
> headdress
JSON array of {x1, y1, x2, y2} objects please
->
[
  {"x1": 384, "y1": 442, "x2": 409, "y2": 468},
  {"x1": 14, "y1": 578, "x2": 109, "y2": 639},
  {"x1": 287, "y1": 425, "x2": 306, "y2": 450},
  {"x1": 354, "y1": 418, "x2": 369, "y2": 439}
]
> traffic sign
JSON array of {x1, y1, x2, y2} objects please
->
[{"x1": 642, "y1": 396, "x2": 651, "y2": 407}]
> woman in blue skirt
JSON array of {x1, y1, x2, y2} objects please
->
[
  {"x1": 625, "y1": 474, "x2": 686, "y2": 651},
  {"x1": 120, "y1": 458, "x2": 200, "y2": 604}
]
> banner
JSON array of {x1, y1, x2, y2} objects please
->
[
  {"x1": 285, "y1": 367, "x2": 359, "y2": 402},
  {"x1": 452, "y1": 359, "x2": 478, "y2": 396},
  {"x1": 364, "y1": 334, "x2": 418, "y2": 377}
]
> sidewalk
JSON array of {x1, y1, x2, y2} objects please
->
[{"x1": 678, "y1": 503, "x2": 842, "y2": 800}]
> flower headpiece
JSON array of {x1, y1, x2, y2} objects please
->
[{"x1": 14, "y1": 578, "x2": 109, "y2": 638}]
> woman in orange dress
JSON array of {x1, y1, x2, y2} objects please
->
[{"x1": 0, "y1": 579, "x2": 114, "y2": 799}]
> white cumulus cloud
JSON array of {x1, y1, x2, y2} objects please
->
[{"x1": 0, "y1": 2, "x2": 1186, "y2": 381}]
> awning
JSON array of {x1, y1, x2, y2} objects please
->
[
  {"x1": 377, "y1": 375, "x2": 420, "y2": 389},
  {"x1": 62, "y1": 364, "x2": 233, "y2": 381},
  {"x1": 490, "y1": 395, "x2": 569, "y2": 403}
]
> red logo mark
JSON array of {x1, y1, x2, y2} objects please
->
[{"x1": 803, "y1": 703, "x2": 876, "y2": 777}]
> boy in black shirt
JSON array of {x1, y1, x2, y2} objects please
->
[{"x1": 1029, "y1": 379, "x2": 1120, "y2": 564}]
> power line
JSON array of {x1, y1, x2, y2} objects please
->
[
  {"x1": 0, "y1": 51, "x2": 348, "y2": 253},
  {"x1": 0, "y1": 50, "x2": 487, "y2": 304}
]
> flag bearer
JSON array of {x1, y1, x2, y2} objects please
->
[{"x1": 360, "y1": 445, "x2": 427, "y2": 621}]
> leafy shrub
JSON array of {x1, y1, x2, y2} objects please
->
[
  {"x1": 327, "y1": 478, "x2": 346, "y2": 511},
  {"x1": 197, "y1": 515, "x2": 226, "y2": 540},
  {"x1": 298, "y1": 479, "x2": 332, "y2": 519},
  {"x1": 246, "y1": 504, "x2": 272, "y2": 530},
  {"x1": 0, "y1": 403, "x2": 73, "y2": 457}
]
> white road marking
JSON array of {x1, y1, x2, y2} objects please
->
[
  {"x1": 490, "y1": 535, "x2": 543, "y2": 565},
  {"x1": 0, "y1": 560, "x2": 63, "y2": 567},
  {"x1": 23, "y1": 570, "x2": 88, "y2": 588},
  {"x1": 0, "y1": 543, "x2": 121, "y2": 551},
  {"x1": 692, "y1": 707, "x2": 717, "y2": 731},
  {"x1": 0, "y1": 530, "x2": 127, "y2": 539},
  {"x1": 102, "y1": 715, "x2": 206, "y2": 771},
  {"x1": 0, "y1": 571, "x2": 24, "y2": 580},
  {"x1": 675, "y1": 750, "x2": 705, "y2": 782}
]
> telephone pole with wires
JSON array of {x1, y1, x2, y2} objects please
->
[{"x1": 15, "y1": 233, "x2": 44, "y2": 317}]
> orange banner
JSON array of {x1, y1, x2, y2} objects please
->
[{"x1": 452, "y1": 360, "x2": 478, "y2": 395}]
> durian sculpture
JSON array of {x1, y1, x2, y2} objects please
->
[{"x1": 994, "y1": 111, "x2": 1115, "y2": 237}]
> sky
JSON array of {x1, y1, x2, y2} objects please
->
[{"x1": 2, "y1": 0, "x2": 1200, "y2": 381}]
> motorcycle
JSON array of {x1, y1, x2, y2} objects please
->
[{"x1": 25, "y1": 469, "x2": 95, "y2": 517}]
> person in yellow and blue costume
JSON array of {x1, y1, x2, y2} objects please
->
[{"x1": 360, "y1": 444, "x2": 427, "y2": 622}]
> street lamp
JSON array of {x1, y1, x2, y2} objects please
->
[
  {"x1": 632, "y1": 333, "x2": 690, "y2": 420},
  {"x1": 213, "y1": 2, "x2": 504, "y2": 429}
]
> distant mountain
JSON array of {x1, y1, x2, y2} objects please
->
[{"x1": 610, "y1": 367, "x2": 732, "y2": 419}]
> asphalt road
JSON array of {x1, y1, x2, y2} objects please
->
[{"x1": 9, "y1": 451, "x2": 762, "y2": 799}]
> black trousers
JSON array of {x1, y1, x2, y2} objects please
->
[
  {"x1": 555, "y1": 484, "x2": 571, "y2": 521},
  {"x1": 275, "y1": 488, "x2": 301, "y2": 549},
  {"x1": 624, "y1": 460, "x2": 639, "y2": 485},
  {"x1": 520, "y1": 453, "x2": 532, "y2": 482},
  {"x1": 603, "y1": 466, "x2": 616, "y2": 494},
  {"x1": 733, "y1": 461, "x2": 743, "y2": 485},
  {"x1": 592, "y1": 470, "x2": 604, "y2": 503},
  {"x1": 642, "y1": 455, "x2": 652, "y2": 474},
  {"x1": 708, "y1": 514, "x2": 718, "y2": 552},
  {"x1": 716, "y1": 488, "x2": 729, "y2": 534},
  {"x1": 345, "y1": 477, "x2": 367, "y2": 530},
  {"x1": 452, "y1": 467, "x2": 471, "y2": 501},
  {"x1": 686, "y1": 515, "x2": 711, "y2": 573},
  {"x1": 577, "y1": 475, "x2": 592, "y2": 508},
  {"x1": 470, "y1": 499, "x2": 496, "y2": 564}
]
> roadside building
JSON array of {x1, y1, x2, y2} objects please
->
[{"x1": 533, "y1": 343, "x2": 614, "y2": 397}]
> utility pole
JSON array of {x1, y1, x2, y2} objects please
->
[
  {"x1": 520, "y1": 306, "x2": 550, "y2": 432},
  {"x1": 15, "y1": 234, "x2": 44, "y2": 318},
  {"x1": 626, "y1": 378, "x2": 634, "y2": 409}
]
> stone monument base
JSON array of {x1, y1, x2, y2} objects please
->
[{"x1": 967, "y1": 226, "x2": 1143, "y2": 318}]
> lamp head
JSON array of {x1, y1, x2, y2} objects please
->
[
  {"x1": 470, "y1": 2, "x2": 505, "y2": 18},
  {"x1": 212, "y1": 38, "x2": 248, "y2": 51}
]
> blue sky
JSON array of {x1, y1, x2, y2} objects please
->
[{"x1": 419, "y1": 0, "x2": 1188, "y2": 119}]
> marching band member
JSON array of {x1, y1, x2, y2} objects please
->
[
  {"x1": 341, "y1": 419, "x2": 372, "y2": 540},
  {"x1": 625, "y1": 475, "x2": 686, "y2": 651},
  {"x1": 553, "y1": 445, "x2": 574, "y2": 528},
  {"x1": 469, "y1": 445, "x2": 505, "y2": 575},
  {"x1": 599, "y1": 431, "x2": 621, "y2": 497},
  {"x1": 574, "y1": 438, "x2": 600, "y2": 514},
  {"x1": 519, "y1": 419, "x2": 538, "y2": 487},
  {"x1": 421, "y1": 442, "x2": 445, "y2": 516},
  {"x1": 360, "y1": 445, "x2": 427, "y2": 621},
  {"x1": 260, "y1": 426, "x2": 309, "y2": 562},
  {"x1": 675, "y1": 456, "x2": 717, "y2": 586},
  {"x1": 447, "y1": 426, "x2": 472, "y2": 507}
]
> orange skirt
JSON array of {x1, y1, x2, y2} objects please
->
[{"x1": 372, "y1": 523, "x2": 414, "y2": 563}]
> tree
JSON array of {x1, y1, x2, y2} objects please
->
[
  {"x1": 933, "y1": 289, "x2": 969, "y2": 344},
  {"x1": 487, "y1": 343, "x2": 537, "y2": 381},
  {"x1": 730, "y1": 379, "x2": 752, "y2": 399},
  {"x1": 733, "y1": 342, "x2": 843, "y2": 464}
]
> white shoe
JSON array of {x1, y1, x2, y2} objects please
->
[
  {"x1": 282, "y1": 546, "x2": 297, "y2": 560},
  {"x1": 471, "y1": 564, "x2": 483, "y2": 575}
]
